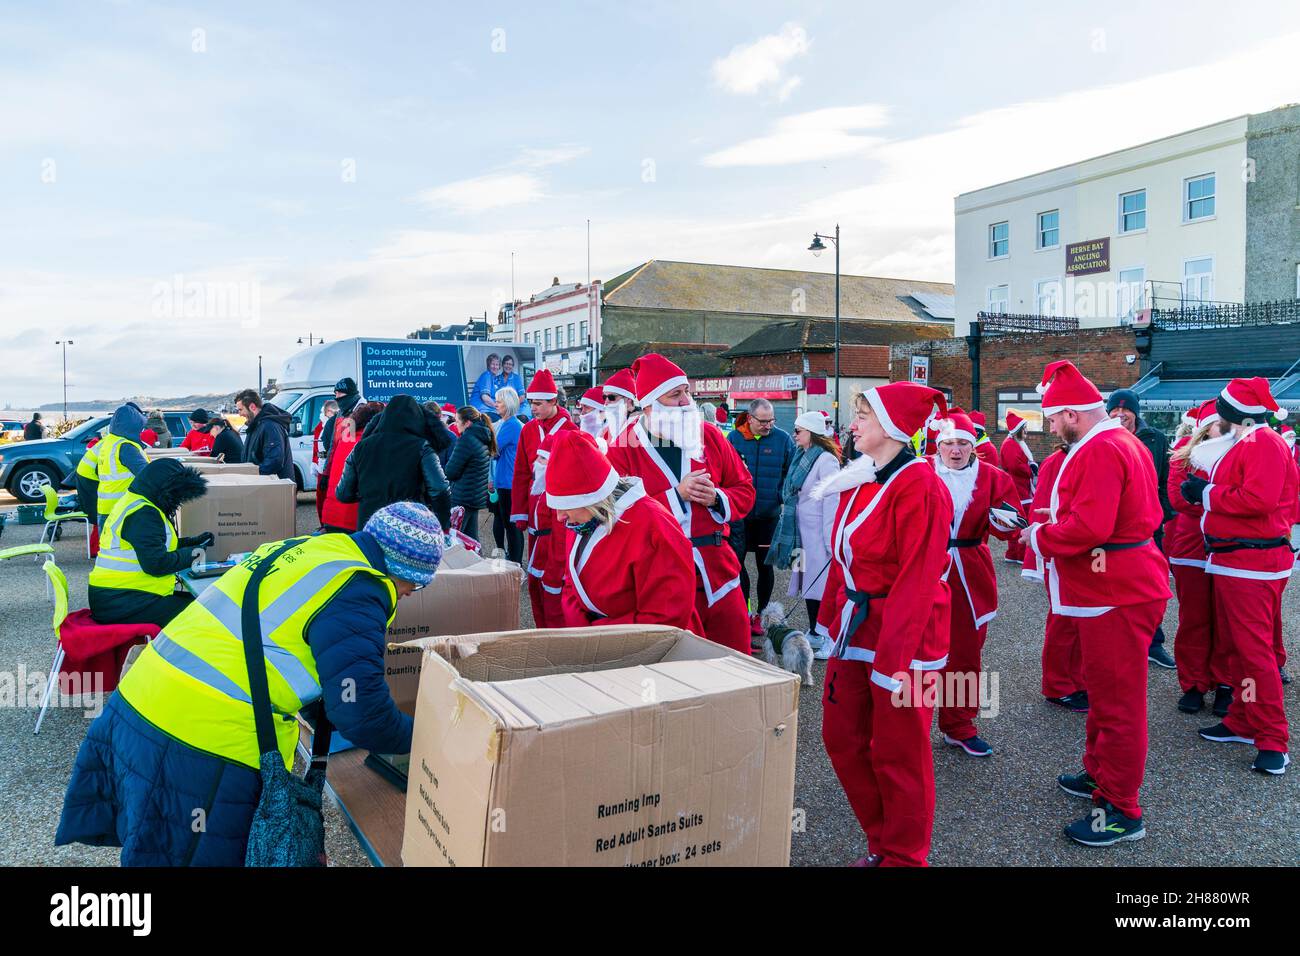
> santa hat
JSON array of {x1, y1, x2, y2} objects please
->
[
  {"x1": 602, "y1": 368, "x2": 637, "y2": 403},
  {"x1": 525, "y1": 369, "x2": 559, "y2": 401},
  {"x1": 1037, "y1": 360, "x2": 1104, "y2": 416},
  {"x1": 1282, "y1": 425, "x2": 1296, "y2": 449},
  {"x1": 1006, "y1": 410, "x2": 1028, "y2": 435},
  {"x1": 1193, "y1": 398, "x2": 1220, "y2": 428},
  {"x1": 715, "y1": 405, "x2": 729, "y2": 424},
  {"x1": 793, "y1": 411, "x2": 831, "y2": 436},
  {"x1": 936, "y1": 412, "x2": 977, "y2": 445},
  {"x1": 1180, "y1": 406, "x2": 1199, "y2": 427},
  {"x1": 631, "y1": 353, "x2": 689, "y2": 408},
  {"x1": 440, "y1": 402, "x2": 457, "y2": 419},
  {"x1": 579, "y1": 386, "x2": 605, "y2": 412},
  {"x1": 545, "y1": 430, "x2": 620, "y2": 509},
  {"x1": 1219, "y1": 376, "x2": 1286, "y2": 422},
  {"x1": 863, "y1": 383, "x2": 948, "y2": 443},
  {"x1": 969, "y1": 410, "x2": 987, "y2": 429}
]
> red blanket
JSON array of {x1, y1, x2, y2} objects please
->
[{"x1": 58, "y1": 610, "x2": 159, "y2": 693}]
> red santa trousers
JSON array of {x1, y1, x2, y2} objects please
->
[
  {"x1": 696, "y1": 584, "x2": 750, "y2": 655},
  {"x1": 937, "y1": 592, "x2": 987, "y2": 741},
  {"x1": 1041, "y1": 591, "x2": 1085, "y2": 699},
  {"x1": 822, "y1": 659, "x2": 935, "y2": 867},
  {"x1": 1171, "y1": 564, "x2": 1226, "y2": 693},
  {"x1": 1078, "y1": 599, "x2": 1164, "y2": 819},
  {"x1": 1216, "y1": 576, "x2": 1289, "y2": 753},
  {"x1": 1273, "y1": 609, "x2": 1287, "y2": 671},
  {"x1": 527, "y1": 576, "x2": 565, "y2": 629}
]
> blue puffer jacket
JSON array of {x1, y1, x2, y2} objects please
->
[
  {"x1": 55, "y1": 532, "x2": 415, "y2": 866},
  {"x1": 727, "y1": 417, "x2": 795, "y2": 520}
]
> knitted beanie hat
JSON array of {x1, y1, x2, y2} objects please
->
[{"x1": 364, "y1": 501, "x2": 444, "y2": 585}]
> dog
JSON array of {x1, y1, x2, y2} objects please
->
[{"x1": 759, "y1": 602, "x2": 815, "y2": 687}]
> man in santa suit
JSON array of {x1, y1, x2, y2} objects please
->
[
  {"x1": 601, "y1": 367, "x2": 639, "y2": 447},
  {"x1": 930, "y1": 411, "x2": 1023, "y2": 757},
  {"x1": 999, "y1": 411, "x2": 1036, "y2": 564},
  {"x1": 1017, "y1": 360, "x2": 1170, "y2": 846},
  {"x1": 1182, "y1": 378, "x2": 1297, "y2": 775},
  {"x1": 511, "y1": 369, "x2": 578, "y2": 627},
  {"x1": 969, "y1": 411, "x2": 1001, "y2": 468},
  {"x1": 1166, "y1": 399, "x2": 1232, "y2": 717},
  {"x1": 812, "y1": 383, "x2": 953, "y2": 867},
  {"x1": 605, "y1": 354, "x2": 756, "y2": 654},
  {"x1": 575, "y1": 386, "x2": 609, "y2": 451},
  {"x1": 546, "y1": 429, "x2": 704, "y2": 632}
]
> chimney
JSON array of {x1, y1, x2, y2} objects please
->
[{"x1": 552, "y1": 277, "x2": 560, "y2": 286}]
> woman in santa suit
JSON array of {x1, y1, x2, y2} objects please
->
[
  {"x1": 999, "y1": 411, "x2": 1036, "y2": 564},
  {"x1": 606, "y1": 353, "x2": 756, "y2": 654},
  {"x1": 546, "y1": 430, "x2": 704, "y2": 631},
  {"x1": 811, "y1": 383, "x2": 953, "y2": 868},
  {"x1": 930, "y1": 411, "x2": 1023, "y2": 757}
]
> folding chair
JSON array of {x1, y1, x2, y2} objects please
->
[
  {"x1": 38, "y1": 483, "x2": 92, "y2": 559},
  {"x1": 0, "y1": 542, "x2": 56, "y2": 601},
  {"x1": 34, "y1": 559, "x2": 70, "y2": 734}
]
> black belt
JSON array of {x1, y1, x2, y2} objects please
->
[
  {"x1": 528, "y1": 527, "x2": 551, "y2": 537},
  {"x1": 690, "y1": 532, "x2": 724, "y2": 548},
  {"x1": 1203, "y1": 535, "x2": 1294, "y2": 555},
  {"x1": 838, "y1": 588, "x2": 889, "y2": 656},
  {"x1": 1098, "y1": 538, "x2": 1152, "y2": 552},
  {"x1": 948, "y1": 538, "x2": 981, "y2": 549}
]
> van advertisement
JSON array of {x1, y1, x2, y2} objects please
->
[{"x1": 359, "y1": 341, "x2": 468, "y2": 406}]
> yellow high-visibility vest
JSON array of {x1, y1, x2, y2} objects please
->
[
  {"x1": 88, "y1": 490, "x2": 180, "y2": 597},
  {"x1": 118, "y1": 534, "x2": 396, "y2": 770},
  {"x1": 90, "y1": 434, "x2": 144, "y2": 521}
]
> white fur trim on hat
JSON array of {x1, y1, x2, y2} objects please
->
[
  {"x1": 1040, "y1": 400, "x2": 1104, "y2": 416},
  {"x1": 546, "y1": 466, "x2": 620, "y2": 509},
  {"x1": 579, "y1": 395, "x2": 604, "y2": 411},
  {"x1": 526, "y1": 389, "x2": 558, "y2": 400},
  {"x1": 603, "y1": 384, "x2": 635, "y2": 401},
  {"x1": 864, "y1": 388, "x2": 914, "y2": 443},
  {"x1": 639, "y1": 375, "x2": 689, "y2": 408},
  {"x1": 936, "y1": 421, "x2": 976, "y2": 445}
]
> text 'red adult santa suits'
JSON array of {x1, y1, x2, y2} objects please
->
[
  {"x1": 604, "y1": 354, "x2": 755, "y2": 654},
  {"x1": 511, "y1": 369, "x2": 578, "y2": 627},
  {"x1": 999, "y1": 413, "x2": 1035, "y2": 563},
  {"x1": 814, "y1": 383, "x2": 953, "y2": 867},
  {"x1": 1199, "y1": 378, "x2": 1298, "y2": 756},
  {"x1": 1027, "y1": 362, "x2": 1170, "y2": 821},
  {"x1": 545, "y1": 431, "x2": 704, "y2": 633},
  {"x1": 931, "y1": 422, "x2": 1022, "y2": 743}
]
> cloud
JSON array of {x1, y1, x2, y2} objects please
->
[
  {"x1": 701, "y1": 104, "x2": 890, "y2": 167},
  {"x1": 415, "y1": 172, "x2": 546, "y2": 214},
  {"x1": 711, "y1": 22, "x2": 809, "y2": 98},
  {"x1": 514, "y1": 145, "x2": 590, "y2": 168}
]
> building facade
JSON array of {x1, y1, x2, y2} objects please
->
[{"x1": 513, "y1": 278, "x2": 602, "y2": 391}]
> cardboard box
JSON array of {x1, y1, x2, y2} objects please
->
[
  {"x1": 175, "y1": 474, "x2": 297, "y2": 561},
  {"x1": 186, "y1": 460, "x2": 259, "y2": 476},
  {"x1": 385, "y1": 545, "x2": 523, "y2": 713},
  {"x1": 398, "y1": 626, "x2": 799, "y2": 867}
]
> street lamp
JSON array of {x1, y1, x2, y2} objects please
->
[
  {"x1": 55, "y1": 339, "x2": 73, "y2": 424},
  {"x1": 297, "y1": 334, "x2": 324, "y2": 347},
  {"x1": 808, "y1": 225, "x2": 841, "y2": 432}
]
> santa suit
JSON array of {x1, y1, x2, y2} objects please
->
[
  {"x1": 932, "y1": 457, "x2": 1021, "y2": 741},
  {"x1": 1201, "y1": 425, "x2": 1298, "y2": 754},
  {"x1": 974, "y1": 437, "x2": 1001, "y2": 469},
  {"x1": 999, "y1": 431, "x2": 1035, "y2": 562},
  {"x1": 558, "y1": 480, "x2": 705, "y2": 633},
  {"x1": 606, "y1": 420, "x2": 755, "y2": 653},
  {"x1": 1028, "y1": 418, "x2": 1170, "y2": 818},
  {"x1": 815, "y1": 452, "x2": 953, "y2": 867},
  {"x1": 511, "y1": 409, "x2": 578, "y2": 626}
]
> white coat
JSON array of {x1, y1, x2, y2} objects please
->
[{"x1": 787, "y1": 451, "x2": 841, "y2": 602}]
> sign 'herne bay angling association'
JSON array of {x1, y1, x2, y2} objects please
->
[{"x1": 1065, "y1": 237, "x2": 1110, "y2": 276}]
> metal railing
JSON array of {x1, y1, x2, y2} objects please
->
[
  {"x1": 976, "y1": 311, "x2": 1081, "y2": 334},
  {"x1": 1150, "y1": 298, "x2": 1300, "y2": 330}
]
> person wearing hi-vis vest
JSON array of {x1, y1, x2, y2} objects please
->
[
  {"x1": 88, "y1": 459, "x2": 214, "y2": 628},
  {"x1": 75, "y1": 403, "x2": 149, "y2": 529},
  {"x1": 56, "y1": 501, "x2": 445, "y2": 866}
]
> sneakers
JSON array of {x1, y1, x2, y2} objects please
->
[
  {"x1": 813, "y1": 639, "x2": 834, "y2": 661},
  {"x1": 1177, "y1": 689, "x2": 1205, "y2": 714},
  {"x1": 1252, "y1": 750, "x2": 1290, "y2": 775},
  {"x1": 1212, "y1": 684, "x2": 1233, "y2": 718},
  {"x1": 1064, "y1": 802, "x2": 1146, "y2": 847},
  {"x1": 1197, "y1": 722, "x2": 1255, "y2": 745},
  {"x1": 1148, "y1": 641, "x2": 1176, "y2": 669},
  {"x1": 943, "y1": 733, "x2": 993, "y2": 757},
  {"x1": 1047, "y1": 691, "x2": 1089, "y2": 713},
  {"x1": 849, "y1": 853, "x2": 882, "y2": 867},
  {"x1": 1057, "y1": 770, "x2": 1099, "y2": 799},
  {"x1": 748, "y1": 613, "x2": 764, "y2": 637}
]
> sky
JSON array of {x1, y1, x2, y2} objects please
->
[{"x1": 4, "y1": 0, "x2": 1300, "y2": 406}]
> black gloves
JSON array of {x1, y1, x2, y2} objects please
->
[
  {"x1": 195, "y1": 531, "x2": 216, "y2": 550},
  {"x1": 1180, "y1": 475, "x2": 1209, "y2": 507}
]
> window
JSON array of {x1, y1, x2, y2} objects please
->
[
  {"x1": 1185, "y1": 174, "x2": 1215, "y2": 221},
  {"x1": 1037, "y1": 210, "x2": 1059, "y2": 249},
  {"x1": 580, "y1": 320, "x2": 589, "y2": 344},
  {"x1": 1117, "y1": 267, "x2": 1145, "y2": 322},
  {"x1": 1035, "y1": 278, "x2": 1062, "y2": 316},
  {"x1": 568, "y1": 323, "x2": 577, "y2": 348},
  {"x1": 989, "y1": 221, "x2": 1009, "y2": 258},
  {"x1": 557, "y1": 325, "x2": 566, "y2": 349},
  {"x1": 1183, "y1": 258, "x2": 1213, "y2": 305},
  {"x1": 996, "y1": 391, "x2": 1045, "y2": 433},
  {"x1": 1119, "y1": 189, "x2": 1146, "y2": 232},
  {"x1": 987, "y1": 285, "x2": 1009, "y2": 314},
  {"x1": 544, "y1": 328, "x2": 553, "y2": 351}
]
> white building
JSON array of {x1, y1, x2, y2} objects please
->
[{"x1": 514, "y1": 278, "x2": 602, "y2": 390}]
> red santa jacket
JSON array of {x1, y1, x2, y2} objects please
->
[
  {"x1": 813, "y1": 454, "x2": 953, "y2": 692},
  {"x1": 1201, "y1": 425, "x2": 1298, "y2": 581},
  {"x1": 1021, "y1": 447, "x2": 1065, "y2": 582},
  {"x1": 1165, "y1": 436, "x2": 1208, "y2": 568},
  {"x1": 559, "y1": 480, "x2": 705, "y2": 631},
  {"x1": 932, "y1": 457, "x2": 1021, "y2": 628},
  {"x1": 999, "y1": 434, "x2": 1035, "y2": 505},
  {"x1": 974, "y1": 438, "x2": 1001, "y2": 469},
  {"x1": 510, "y1": 409, "x2": 577, "y2": 525},
  {"x1": 606, "y1": 419, "x2": 754, "y2": 606},
  {"x1": 1028, "y1": 417, "x2": 1171, "y2": 616}
]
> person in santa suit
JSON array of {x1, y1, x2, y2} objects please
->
[
  {"x1": 511, "y1": 369, "x2": 578, "y2": 627},
  {"x1": 601, "y1": 367, "x2": 639, "y2": 447},
  {"x1": 930, "y1": 411, "x2": 1023, "y2": 757},
  {"x1": 999, "y1": 411, "x2": 1036, "y2": 564},
  {"x1": 811, "y1": 383, "x2": 953, "y2": 867},
  {"x1": 1182, "y1": 378, "x2": 1297, "y2": 775},
  {"x1": 1166, "y1": 399, "x2": 1233, "y2": 717},
  {"x1": 605, "y1": 354, "x2": 756, "y2": 654},
  {"x1": 1017, "y1": 360, "x2": 1170, "y2": 847},
  {"x1": 969, "y1": 411, "x2": 1001, "y2": 468},
  {"x1": 545, "y1": 430, "x2": 705, "y2": 632},
  {"x1": 575, "y1": 386, "x2": 609, "y2": 451},
  {"x1": 1021, "y1": 439, "x2": 1088, "y2": 712}
]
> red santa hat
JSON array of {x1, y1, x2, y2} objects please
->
[
  {"x1": 579, "y1": 386, "x2": 605, "y2": 412},
  {"x1": 525, "y1": 369, "x2": 559, "y2": 401},
  {"x1": 1282, "y1": 425, "x2": 1296, "y2": 449},
  {"x1": 1006, "y1": 410, "x2": 1028, "y2": 435},
  {"x1": 440, "y1": 402, "x2": 457, "y2": 418},
  {"x1": 1220, "y1": 376, "x2": 1286, "y2": 421},
  {"x1": 863, "y1": 382, "x2": 948, "y2": 443},
  {"x1": 601, "y1": 368, "x2": 637, "y2": 403},
  {"x1": 1193, "y1": 398, "x2": 1220, "y2": 428},
  {"x1": 936, "y1": 411, "x2": 977, "y2": 445},
  {"x1": 545, "y1": 430, "x2": 620, "y2": 509},
  {"x1": 1036, "y1": 360, "x2": 1104, "y2": 416},
  {"x1": 968, "y1": 410, "x2": 987, "y2": 429},
  {"x1": 1180, "y1": 406, "x2": 1199, "y2": 427},
  {"x1": 630, "y1": 353, "x2": 689, "y2": 408},
  {"x1": 715, "y1": 405, "x2": 729, "y2": 424}
]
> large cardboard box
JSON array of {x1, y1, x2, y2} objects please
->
[
  {"x1": 176, "y1": 474, "x2": 297, "y2": 561},
  {"x1": 186, "y1": 459, "x2": 259, "y2": 476},
  {"x1": 385, "y1": 546, "x2": 523, "y2": 713},
  {"x1": 399, "y1": 626, "x2": 799, "y2": 867}
]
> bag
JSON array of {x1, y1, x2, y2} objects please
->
[{"x1": 241, "y1": 538, "x2": 332, "y2": 867}]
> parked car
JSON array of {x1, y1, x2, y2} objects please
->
[{"x1": 0, "y1": 416, "x2": 109, "y2": 502}]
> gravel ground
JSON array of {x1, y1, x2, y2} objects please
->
[{"x1": 3, "y1": 497, "x2": 1296, "y2": 867}]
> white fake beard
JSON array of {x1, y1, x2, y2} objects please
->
[
  {"x1": 1190, "y1": 431, "x2": 1236, "y2": 474},
  {"x1": 935, "y1": 457, "x2": 979, "y2": 526},
  {"x1": 811, "y1": 454, "x2": 877, "y2": 500},
  {"x1": 605, "y1": 402, "x2": 628, "y2": 438},
  {"x1": 580, "y1": 410, "x2": 604, "y2": 438},
  {"x1": 647, "y1": 402, "x2": 703, "y2": 460},
  {"x1": 530, "y1": 457, "x2": 548, "y2": 496}
]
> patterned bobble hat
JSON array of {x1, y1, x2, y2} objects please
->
[{"x1": 364, "y1": 501, "x2": 444, "y2": 585}]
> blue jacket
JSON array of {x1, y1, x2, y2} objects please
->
[
  {"x1": 55, "y1": 531, "x2": 413, "y2": 866},
  {"x1": 494, "y1": 415, "x2": 524, "y2": 491},
  {"x1": 727, "y1": 418, "x2": 795, "y2": 520}
]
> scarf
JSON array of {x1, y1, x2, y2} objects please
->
[
  {"x1": 766, "y1": 446, "x2": 824, "y2": 570},
  {"x1": 935, "y1": 457, "x2": 979, "y2": 533},
  {"x1": 811, "y1": 453, "x2": 877, "y2": 500},
  {"x1": 1190, "y1": 431, "x2": 1236, "y2": 474}
]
